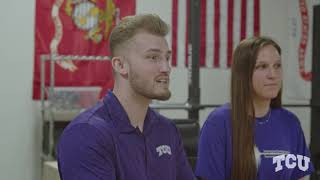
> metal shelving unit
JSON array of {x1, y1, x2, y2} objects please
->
[{"x1": 40, "y1": 54, "x2": 111, "y2": 161}]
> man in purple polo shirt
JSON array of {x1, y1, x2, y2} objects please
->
[{"x1": 57, "y1": 14, "x2": 196, "y2": 180}]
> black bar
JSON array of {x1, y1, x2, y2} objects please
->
[
  {"x1": 151, "y1": 104, "x2": 314, "y2": 111},
  {"x1": 188, "y1": 0, "x2": 201, "y2": 122},
  {"x1": 311, "y1": 4, "x2": 320, "y2": 180},
  {"x1": 172, "y1": 119, "x2": 198, "y2": 124}
]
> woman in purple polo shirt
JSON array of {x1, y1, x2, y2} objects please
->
[{"x1": 195, "y1": 36, "x2": 314, "y2": 180}]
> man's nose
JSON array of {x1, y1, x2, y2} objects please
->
[{"x1": 159, "y1": 59, "x2": 171, "y2": 74}]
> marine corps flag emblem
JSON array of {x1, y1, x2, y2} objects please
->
[{"x1": 33, "y1": 0, "x2": 136, "y2": 99}]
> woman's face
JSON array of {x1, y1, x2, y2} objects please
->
[{"x1": 252, "y1": 45, "x2": 282, "y2": 102}]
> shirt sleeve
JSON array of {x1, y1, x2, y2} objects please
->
[
  {"x1": 195, "y1": 112, "x2": 227, "y2": 180},
  {"x1": 292, "y1": 118, "x2": 314, "y2": 179},
  {"x1": 57, "y1": 123, "x2": 116, "y2": 180},
  {"x1": 173, "y1": 124, "x2": 197, "y2": 180}
]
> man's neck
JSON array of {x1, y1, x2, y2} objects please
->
[{"x1": 113, "y1": 87, "x2": 150, "y2": 132}]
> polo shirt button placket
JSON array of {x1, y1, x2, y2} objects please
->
[{"x1": 143, "y1": 134, "x2": 149, "y2": 180}]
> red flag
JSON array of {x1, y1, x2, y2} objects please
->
[{"x1": 33, "y1": 0, "x2": 136, "y2": 99}]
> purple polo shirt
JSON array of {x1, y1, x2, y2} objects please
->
[
  {"x1": 195, "y1": 103, "x2": 314, "y2": 180},
  {"x1": 57, "y1": 91, "x2": 195, "y2": 180}
]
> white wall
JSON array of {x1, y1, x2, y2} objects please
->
[
  {"x1": 260, "y1": 0, "x2": 314, "y2": 145},
  {"x1": 0, "y1": 0, "x2": 313, "y2": 179},
  {"x1": 0, "y1": 1, "x2": 41, "y2": 180}
]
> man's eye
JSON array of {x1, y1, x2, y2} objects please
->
[{"x1": 147, "y1": 55, "x2": 160, "y2": 61}]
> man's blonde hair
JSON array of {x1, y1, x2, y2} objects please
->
[{"x1": 109, "y1": 14, "x2": 169, "y2": 56}]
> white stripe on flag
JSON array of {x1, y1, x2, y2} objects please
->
[
  {"x1": 219, "y1": 0, "x2": 228, "y2": 69},
  {"x1": 177, "y1": 0, "x2": 187, "y2": 67},
  {"x1": 233, "y1": 0, "x2": 241, "y2": 52},
  {"x1": 246, "y1": 0, "x2": 254, "y2": 37},
  {"x1": 206, "y1": 0, "x2": 214, "y2": 68}
]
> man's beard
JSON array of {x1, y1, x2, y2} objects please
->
[{"x1": 129, "y1": 71, "x2": 171, "y2": 101}]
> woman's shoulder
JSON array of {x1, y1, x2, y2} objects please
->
[
  {"x1": 272, "y1": 107, "x2": 301, "y2": 127},
  {"x1": 209, "y1": 103, "x2": 231, "y2": 115},
  {"x1": 204, "y1": 103, "x2": 231, "y2": 128}
]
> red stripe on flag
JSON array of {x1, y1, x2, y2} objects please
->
[
  {"x1": 214, "y1": 0, "x2": 220, "y2": 67},
  {"x1": 200, "y1": 0, "x2": 207, "y2": 67},
  {"x1": 240, "y1": 0, "x2": 247, "y2": 40},
  {"x1": 227, "y1": 0, "x2": 234, "y2": 67},
  {"x1": 253, "y1": 0, "x2": 260, "y2": 36},
  {"x1": 171, "y1": 0, "x2": 178, "y2": 66},
  {"x1": 185, "y1": 0, "x2": 190, "y2": 66}
]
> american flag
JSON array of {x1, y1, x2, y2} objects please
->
[{"x1": 171, "y1": 0, "x2": 260, "y2": 68}]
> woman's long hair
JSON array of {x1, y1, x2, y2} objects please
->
[{"x1": 230, "y1": 36, "x2": 282, "y2": 180}]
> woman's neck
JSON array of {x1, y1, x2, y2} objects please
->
[{"x1": 253, "y1": 98, "x2": 271, "y2": 117}]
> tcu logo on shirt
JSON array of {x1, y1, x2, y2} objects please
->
[
  {"x1": 272, "y1": 154, "x2": 310, "y2": 172},
  {"x1": 156, "y1": 145, "x2": 172, "y2": 157}
]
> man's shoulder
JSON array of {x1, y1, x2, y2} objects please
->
[
  {"x1": 57, "y1": 103, "x2": 116, "y2": 173},
  {"x1": 64, "y1": 101, "x2": 116, "y2": 137}
]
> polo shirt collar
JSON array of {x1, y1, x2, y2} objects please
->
[{"x1": 103, "y1": 91, "x2": 158, "y2": 134}]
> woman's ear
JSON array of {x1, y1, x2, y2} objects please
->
[{"x1": 111, "y1": 56, "x2": 128, "y2": 76}]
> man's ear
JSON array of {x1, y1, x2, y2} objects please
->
[{"x1": 111, "y1": 56, "x2": 128, "y2": 76}]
